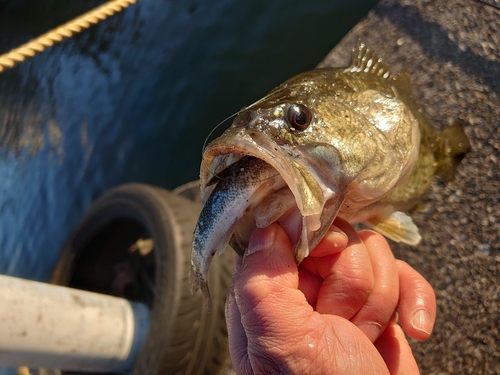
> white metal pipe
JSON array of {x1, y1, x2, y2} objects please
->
[{"x1": 0, "y1": 274, "x2": 149, "y2": 372}]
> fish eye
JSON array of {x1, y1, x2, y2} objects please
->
[{"x1": 287, "y1": 104, "x2": 312, "y2": 131}]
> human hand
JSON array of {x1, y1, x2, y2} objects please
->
[{"x1": 225, "y1": 219, "x2": 436, "y2": 375}]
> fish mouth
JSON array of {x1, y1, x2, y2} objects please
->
[
  {"x1": 200, "y1": 130, "x2": 345, "y2": 261},
  {"x1": 202, "y1": 131, "x2": 330, "y2": 216}
]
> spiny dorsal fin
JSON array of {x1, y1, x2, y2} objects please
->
[{"x1": 348, "y1": 41, "x2": 394, "y2": 79}]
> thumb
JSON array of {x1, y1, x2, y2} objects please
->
[{"x1": 234, "y1": 223, "x2": 312, "y2": 331}]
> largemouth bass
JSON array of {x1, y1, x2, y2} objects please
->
[{"x1": 191, "y1": 42, "x2": 470, "y2": 309}]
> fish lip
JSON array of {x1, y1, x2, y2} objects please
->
[{"x1": 201, "y1": 131, "x2": 332, "y2": 218}]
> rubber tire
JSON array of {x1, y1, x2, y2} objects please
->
[{"x1": 51, "y1": 183, "x2": 233, "y2": 375}]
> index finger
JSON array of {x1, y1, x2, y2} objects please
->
[
  {"x1": 308, "y1": 220, "x2": 349, "y2": 257},
  {"x1": 307, "y1": 218, "x2": 375, "y2": 318}
]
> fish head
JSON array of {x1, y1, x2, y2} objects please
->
[{"x1": 200, "y1": 74, "x2": 358, "y2": 261}]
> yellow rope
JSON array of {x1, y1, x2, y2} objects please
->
[
  {"x1": 0, "y1": 0, "x2": 139, "y2": 74},
  {"x1": 16, "y1": 367, "x2": 30, "y2": 375}
]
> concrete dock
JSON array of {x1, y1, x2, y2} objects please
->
[{"x1": 322, "y1": 0, "x2": 500, "y2": 373}]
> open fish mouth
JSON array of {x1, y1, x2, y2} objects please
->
[
  {"x1": 201, "y1": 131, "x2": 341, "y2": 257},
  {"x1": 201, "y1": 129, "x2": 338, "y2": 220},
  {"x1": 191, "y1": 129, "x2": 348, "y2": 310},
  {"x1": 203, "y1": 156, "x2": 311, "y2": 260}
]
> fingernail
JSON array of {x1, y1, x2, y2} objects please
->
[
  {"x1": 326, "y1": 225, "x2": 348, "y2": 249},
  {"x1": 411, "y1": 308, "x2": 432, "y2": 335},
  {"x1": 246, "y1": 225, "x2": 276, "y2": 256}
]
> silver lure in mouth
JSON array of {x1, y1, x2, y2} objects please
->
[{"x1": 190, "y1": 156, "x2": 286, "y2": 311}]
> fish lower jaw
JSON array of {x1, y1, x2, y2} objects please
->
[
  {"x1": 273, "y1": 206, "x2": 305, "y2": 248},
  {"x1": 232, "y1": 186, "x2": 317, "y2": 261}
]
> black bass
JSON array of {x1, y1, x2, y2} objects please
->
[{"x1": 190, "y1": 42, "x2": 470, "y2": 308}]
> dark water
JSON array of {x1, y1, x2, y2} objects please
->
[{"x1": 0, "y1": 0, "x2": 376, "y2": 367}]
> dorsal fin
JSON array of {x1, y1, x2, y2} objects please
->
[{"x1": 348, "y1": 41, "x2": 394, "y2": 79}]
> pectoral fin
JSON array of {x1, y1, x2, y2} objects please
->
[{"x1": 365, "y1": 211, "x2": 422, "y2": 246}]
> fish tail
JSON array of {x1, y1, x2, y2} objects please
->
[{"x1": 438, "y1": 120, "x2": 471, "y2": 182}]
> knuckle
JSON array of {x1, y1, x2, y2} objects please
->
[{"x1": 343, "y1": 271, "x2": 373, "y2": 297}]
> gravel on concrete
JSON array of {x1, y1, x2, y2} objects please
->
[{"x1": 320, "y1": 1, "x2": 500, "y2": 374}]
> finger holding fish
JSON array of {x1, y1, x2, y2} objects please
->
[
  {"x1": 300, "y1": 221, "x2": 434, "y2": 343},
  {"x1": 395, "y1": 260, "x2": 436, "y2": 341},
  {"x1": 349, "y1": 230, "x2": 399, "y2": 343},
  {"x1": 300, "y1": 218, "x2": 375, "y2": 319},
  {"x1": 225, "y1": 221, "x2": 435, "y2": 374},
  {"x1": 296, "y1": 221, "x2": 349, "y2": 306}
]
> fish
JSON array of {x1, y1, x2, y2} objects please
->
[{"x1": 190, "y1": 42, "x2": 471, "y2": 309}]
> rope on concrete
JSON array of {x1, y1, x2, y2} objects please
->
[{"x1": 0, "y1": 0, "x2": 139, "y2": 74}]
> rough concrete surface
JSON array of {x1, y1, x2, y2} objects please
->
[{"x1": 320, "y1": 0, "x2": 500, "y2": 374}]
